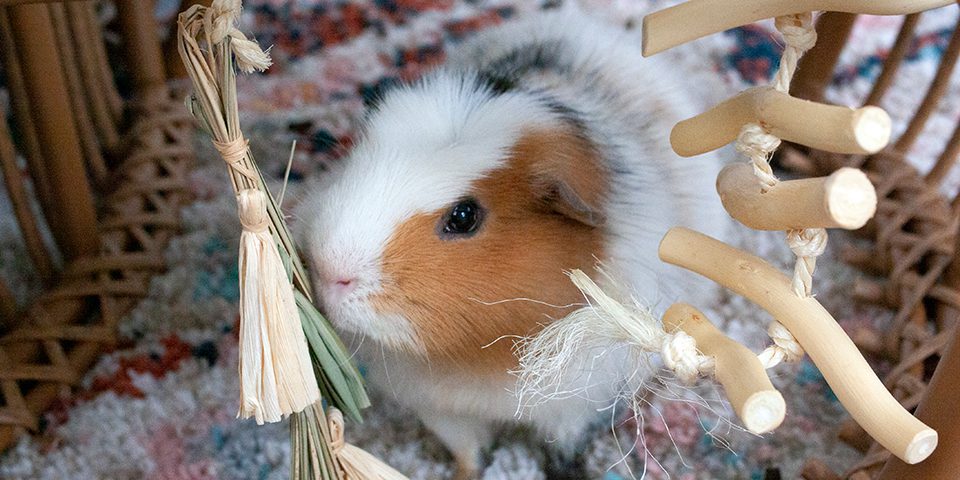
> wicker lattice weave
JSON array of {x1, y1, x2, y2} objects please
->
[
  {"x1": 0, "y1": 1, "x2": 195, "y2": 451},
  {"x1": 789, "y1": 10, "x2": 960, "y2": 479}
]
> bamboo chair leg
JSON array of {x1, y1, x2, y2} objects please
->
[
  {"x1": 895, "y1": 14, "x2": 960, "y2": 153},
  {"x1": 81, "y1": 2, "x2": 124, "y2": 125},
  {"x1": 926, "y1": 118, "x2": 960, "y2": 186},
  {"x1": 0, "y1": 104, "x2": 56, "y2": 283},
  {"x1": 0, "y1": 279, "x2": 15, "y2": 326},
  {"x1": 66, "y1": 1, "x2": 120, "y2": 152},
  {"x1": 6, "y1": 3, "x2": 99, "y2": 260},
  {"x1": 49, "y1": 3, "x2": 108, "y2": 186},
  {"x1": 0, "y1": 7, "x2": 56, "y2": 220},
  {"x1": 790, "y1": 12, "x2": 857, "y2": 103},
  {"x1": 866, "y1": 14, "x2": 921, "y2": 107},
  {"x1": 115, "y1": 0, "x2": 168, "y2": 105},
  {"x1": 877, "y1": 325, "x2": 960, "y2": 479}
]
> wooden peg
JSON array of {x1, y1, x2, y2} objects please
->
[
  {"x1": 663, "y1": 303, "x2": 785, "y2": 434},
  {"x1": 658, "y1": 227, "x2": 938, "y2": 464},
  {"x1": 670, "y1": 87, "x2": 891, "y2": 157},
  {"x1": 716, "y1": 163, "x2": 877, "y2": 230},
  {"x1": 642, "y1": 0, "x2": 955, "y2": 56}
]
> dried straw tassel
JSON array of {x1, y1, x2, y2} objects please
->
[
  {"x1": 327, "y1": 408, "x2": 408, "y2": 480},
  {"x1": 237, "y1": 189, "x2": 320, "y2": 424}
]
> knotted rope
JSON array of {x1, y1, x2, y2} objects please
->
[
  {"x1": 204, "y1": 0, "x2": 271, "y2": 73},
  {"x1": 757, "y1": 321, "x2": 805, "y2": 369},
  {"x1": 735, "y1": 12, "x2": 821, "y2": 366},
  {"x1": 661, "y1": 330, "x2": 716, "y2": 384}
]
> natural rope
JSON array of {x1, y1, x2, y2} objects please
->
[
  {"x1": 205, "y1": 0, "x2": 271, "y2": 73},
  {"x1": 772, "y1": 13, "x2": 817, "y2": 93},
  {"x1": 733, "y1": 12, "x2": 819, "y2": 365},
  {"x1": 757, "y1": 321, "x2": 805, "y2": 369},
  {"x1": 661, "y1": 330, "x2": 715, "y2": 384},
  {"x1": 786, "y1": 227, "x2": 828, "y2": 297},
  {"x1": 736, "y1": 124, "x2": 781, "y2": 191}
]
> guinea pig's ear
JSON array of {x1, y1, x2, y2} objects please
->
[{"x1": 521, "y1": 127, "x2": 607, "y2": 228}]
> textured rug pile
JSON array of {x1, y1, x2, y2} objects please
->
[{"x1": 2, "y1": 1, "x2": 960, "y2": 479}]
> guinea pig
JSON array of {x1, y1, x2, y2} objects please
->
[{"x1": 296, "y1": 9, "x2": 727, "y2": 479}]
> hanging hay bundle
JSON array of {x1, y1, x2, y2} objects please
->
[{"x1": 176, "y1": 1, "x2": 388, "y2": 478}]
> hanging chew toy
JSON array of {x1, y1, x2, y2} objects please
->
[
  {"x1": 178, "y1": 2, "x2": 398, "y2": 479},
  {"x1": 648, "y1": 0, "x2": 939, "y2": 464},
  {"x1": 520, "y1": 0, "x2": 946, "y2": 467},
  {"x1": 516, "y1": 270, "x2": 786, "y2": 434},
  {"x1": 179, "y1": 0, "x2": 321, "y2": 424}
]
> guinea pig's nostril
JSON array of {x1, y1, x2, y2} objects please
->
[{"x1": 332, "y1": 277, "x2": 357, "y2": 293}]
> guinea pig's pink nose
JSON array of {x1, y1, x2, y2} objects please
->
[{"x1": 331, "y1": 277, "x2": 357, "y2": 295}]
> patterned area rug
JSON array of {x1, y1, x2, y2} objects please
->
[{"x1": 2, "y1": 1, "x2": 960, "y2": 479}]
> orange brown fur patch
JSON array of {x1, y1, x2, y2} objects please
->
[{"x1": 372, "y1": 126, "x2": 608, "y2": 374}]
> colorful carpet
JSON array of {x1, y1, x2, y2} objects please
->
[{"x1": 2, "y1": 1, "x2": 960, "y2": 479}]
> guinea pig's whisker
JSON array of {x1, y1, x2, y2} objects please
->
[
  {"x1": 481, "y1": 334, "x2": 525, "y2": 350},
  {"x1": 378, "y1": 341, "x2": 402, "y2": 402},
  {"x1": 467, "y1": 297, "x2": 584, "y2": 309},
  {"x1": 277, "y1": 140, "x2": 296, "y2": 208}
]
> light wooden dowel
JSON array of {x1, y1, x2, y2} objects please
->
[
  {"x1": 642, "y1": 0, "x2": 955, "y2": 56},
  {"x1": 716, "y1": 163, "x2": 877, "y2": 230},
  {"x1": 671, "y1": 87, "x2": 891, "y2": 157},
  {"x1": 662, "y1": 303, "x2": 785, "y2": 434},
  {"x1": 658, "y1": 227, "x2": 938, "y2": 464}
]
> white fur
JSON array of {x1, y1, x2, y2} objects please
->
[
  {"x1": 300, "y1": 73, "x2": 558, "y2": 350},
  {"x1": 297, "y1": 9, "x2": 728, "y2": 475}
]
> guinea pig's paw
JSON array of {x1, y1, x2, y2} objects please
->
[{"x1": 481, "y1": 443, "x2": 546, "y2": 480}]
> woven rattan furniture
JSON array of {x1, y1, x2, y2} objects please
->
[
  {"x1": 787, "y1": 10, "x2": 960, "y2": 479},
  {"x1": 0, "y1": 0, "x2": 194, "y2": 451}
]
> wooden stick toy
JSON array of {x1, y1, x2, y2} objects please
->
[
  {"x1": 659, "y1": 227, "x2": 938, "y2": 464},
  {"x1": 717, "y1": 163, "x2": 877, "y2": 230},
  {"x1": 671, "y1": 87, "x2": 891, "y2": 157},
  {"x1": 642, "y1": 0, "x2": 956, "y2": 56},
  {"x1": 662, "y1": 304, "x2": 785, "y2": 434}
]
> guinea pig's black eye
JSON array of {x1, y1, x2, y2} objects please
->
[{"x1": 441, "y1": 199, "x2": 484, "y2": 237}]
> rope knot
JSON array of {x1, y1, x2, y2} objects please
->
[
  {"x1": 787, "y1": 228, "x2": 828, "y2": 258},
  {"x1": 757, "y1": 321, "x2": 804, "y2": 369},
  {"x1": 775, "y1": 14, "x2": 817, "y2": 53},
  {"x1": 736, "y1": 123, "x2": 782, "y2": 159},
  {"x1": 736, "y1": 123, "x2": 781, "y2": 190},
  {"x1": 201, "y1": 0, "x2": 272, "y2": 72},
  {"x1": 327, "y1": 408, "x2": 346, "y2": 455},
  {"x1": 237, "y1": 189, "x2": 271, "y2": 233},
  {"x1": 214, "y1": 137, "x2": 249, "y2": 166},
  {"x1": 662, "y1": 331, "x2": 711, "y2": 384},
  {"x1": 206, "y1": 0, "x2": 241, "y2": 43}
]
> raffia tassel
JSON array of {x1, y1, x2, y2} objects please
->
[
  {"x1": 237, "y1": 189, "x2": 320, "y2": 424},
  {"x1": 327, "y1": 409, "x2": 408, "y2": 480}
]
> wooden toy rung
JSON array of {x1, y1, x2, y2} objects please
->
[
  {"x1": 663, "y1": 303, "x2": 786, "y2": 434},
  {"x1": 642, "y1": 0, "x2": 956, "y2": 56},
  {"x1": 659, "y1": 227, "x2": 938, "y2": 464},
  {"x1": 717, "y1": 163, "x2": 877, "y2": 230},
  {"x1": 671, "y1": 87, "x2": 891, "y2": 157}
]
